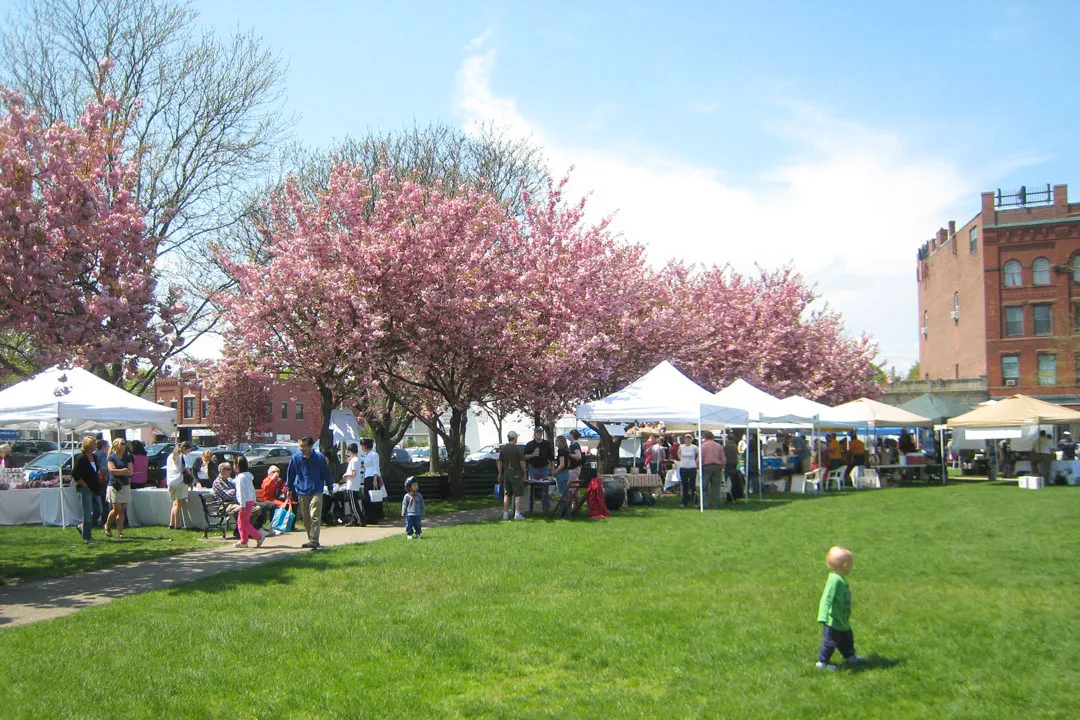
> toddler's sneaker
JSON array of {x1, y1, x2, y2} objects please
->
[
  {"x1": 502, "y1": 511, "x2": 510, "y2": 520},
  {"x1": 815, "y1": 662, "x2": 837, "y2": 671},
  {"x1": 513, "y1": 512, "x2": 526, "y2": 521},
  {"x1": 406, "y1": 534, "x2": 414, "y2": 540}
]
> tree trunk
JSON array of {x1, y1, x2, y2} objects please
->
[
  {"x1": 445, "y1": 407, "x2": 467, "y2": 499},
  {"x1": 595, "y1": 423, "x2": 623, "y2": 474},
  {"x1": 427, "y1": 423, "x2": 439, "y2": 475},
  {"x1": 317, "y1": 383, "x2": 341, "y2": 478},
  {"x1": 365, "y1": 406, "x2": 411, "y2": 492}
]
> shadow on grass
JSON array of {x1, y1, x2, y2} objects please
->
[
  {"x1": 161, "y1": 547, "x2": 370, "y2": 598},
  {"x1": 846, "y1": 654, "x2": 904, "y2": 673}
]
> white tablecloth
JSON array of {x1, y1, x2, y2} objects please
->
[
  {"x1": 128, "y1": 488, "x2": 209, "y2": 530},
  {"x1": 0, "y1": 486, "x2": 81, "y2": 526},
  {"x1": 0, "y1": 486, "x2": 211, "y2": 528},
  {"x1": 0, "y1": 488, "x2": 44, "y2": 525},
  {"x1": 40, "y1": 486, "x2": 83, "y2": 526},
  {"x1": 1048, "y1": 460, "x2": 1080, "y2": 486}
]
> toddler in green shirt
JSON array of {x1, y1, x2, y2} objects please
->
[{"x1": 816, "y1": 546, "x2": 865, "y2": 670}]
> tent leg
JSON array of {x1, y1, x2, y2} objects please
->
[{"x1": 697, "y1": 418, "x2": 704, "y2": 513}]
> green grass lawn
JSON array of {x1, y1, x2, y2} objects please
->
[
  {"x1": 0, "y1": 499, "x2": 496, "y2": 585},
  {"x1": 1, "y1": 482, "x2": 1077, "y2": 719},
  {"x1": 0, "y1": 525, "x2": 213, "y2": 584}
]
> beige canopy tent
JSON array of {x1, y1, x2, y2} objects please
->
[
  {"x1": 947, "y1": 394, "x2": 1080, "y2": 428},
  {"x1": 818, "y1": 397, "x2": 933, "y2": 429}
]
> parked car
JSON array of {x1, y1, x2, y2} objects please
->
[
  {"x1": 409, "y1": 446, "x2": 448, "y2": 462},
  {"x1": 466, "y1": 444, "x2": 502, "y2": 462},
  {"x1": 391, "y1": 447, "x2": 412, "y2": 463},
  {"x1": 144, "y1": 442, "x2": 201, "y2": 471},
  {"x1": 21, "y1": 450, "x2": 75, "y2": 482},
  {"x1": 11, "y1": 440, "x2": 59, "y2": 467},
  {"x1": 246, "y1": 445, "x2": 298, "y2": 479}
]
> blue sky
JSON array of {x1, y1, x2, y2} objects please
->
[{"x1": 23, "y1": 0, "x2": 1080, "y2": 371}]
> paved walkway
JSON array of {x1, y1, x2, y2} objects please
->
[{"x1": 0, "y1": 507, "x2": 503, "y2": 628}]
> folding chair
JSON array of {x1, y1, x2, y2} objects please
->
[
  {"x1": 800, "y1": 469, "x2": 822, "y2": 494},
  {"x1": 825, "y1": 468, "x2": 846, "y2": 491},
  {"x1": 851, "y1": 467, "x2": 880, "y2": 489}
]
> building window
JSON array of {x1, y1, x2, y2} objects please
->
[
  {"x1": 922, "y1": 310, "x2": 929, "y2": 335},
  {"x1": 169, "y1": 399, "x2": 178, "y2": 410},
  {"x1": 953, "y1": 292, "x2": 960, "y2": 312},
  {"x1": 183, "y1": 397, "x2": 195, "y2": 419},
  {"x1": 1072, "y1": 255, "x2": 1080, "y2": 283},
  {"x1": 1003, "y1": 260, "x2": 1022, "y2": 287},
  {"x1": 281, "y1": 402, "x2": 288, "y2": 420},
  {"x1": 1074, "y1": 302, "x2": 1080, "y2": 333},
  {"x1": 1033, "y1": 304, "x2": 1052, "y2": 336},
  {"x1": 202, "y1": 401, "x2": 209, "y2": 418},
  {"x1": 1002, "y1": 355, "x2": 1020, "y2": 384},
  {"x1": 1004, "y1": 306, "x2": 1023, "y2": 337},
  {"x1": 1033, "y1": 257, "x2": 1051, "y2": 285},
  {"x1": 969, "y1": 227, "x2": 978, "y2": 253},
  {"x1": 1038, "y1": 354, "x2": 1057, "y2": 386},
  {"x1": 295, "y1": 402, "x2": 304, "y2": 420}
]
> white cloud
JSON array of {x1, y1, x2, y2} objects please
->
[{"x1": 452, "y1": 36, "x2": 1023, "y2": 370}]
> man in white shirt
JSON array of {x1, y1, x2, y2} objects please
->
[
  {"x1": 360, "y1": 438, "x2": 382, "y2": 523},
  {"x1": 342, "y1": 443, "x2": 366, "y2": 527}
]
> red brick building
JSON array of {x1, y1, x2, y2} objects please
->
[
  {"x1": 154, "y1": 373, "x2": 321, "y2": 443},
  {"x1": 917, "y1": 183, "x2": 1080, "y2": 406}
]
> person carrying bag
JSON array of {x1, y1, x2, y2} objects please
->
[{"x1": 271, "y1": 500, "x2": 296, "y2": 534}]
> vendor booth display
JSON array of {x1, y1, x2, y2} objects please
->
[
  {"x1": 575, "y1": 361, "x2": 748, "y2": 511},
  {"x1": 948, "y1": 395, "x2": 1080, "y2": 487},
  {"x1": 0, "y1": 366, "x2": 176, "y2": 526}
]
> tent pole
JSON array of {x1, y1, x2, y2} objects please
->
[
  {"x1": 56, "y1": 412, "x2": 66, "y2": 528},
  {"x1": 757, "y1": 425, "x2": 763, "y2": 501},
  {"x1": 697, "y1": 417, "x2": 704, "y2": 513}
]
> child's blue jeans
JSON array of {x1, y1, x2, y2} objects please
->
[
  {"x1": 405, "y1": 515, "x2": 422, "y2": 537},
  {"x1": 818, "y1": 623, "x2": 856, "y2": 663}
]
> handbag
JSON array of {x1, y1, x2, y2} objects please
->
[
  {"x1": 368, "y1": 477, "x2": 387, "y2": 502},
  {"x1": 271, "y1": 503, "x2": 296, "y2": 533}
]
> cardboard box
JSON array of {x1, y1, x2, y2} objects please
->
[{"x1": 1019, "y1": 475, "x2": 1044, "y2": 490}]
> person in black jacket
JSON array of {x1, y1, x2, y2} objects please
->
[
  {"x1": 73, "y1": 436, "x2": 102, "y2": 543},
  {"x1": 189, "y1": 449, "x2": 217, "y2": 489}
]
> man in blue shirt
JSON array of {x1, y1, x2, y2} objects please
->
[{"x1": 286, "y1": 436, "x2": 333, "y2": 550}]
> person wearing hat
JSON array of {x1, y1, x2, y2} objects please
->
[
  {"x1": 498, "y1": 430, "x2": 527, "y2": 520},
  {"x1": 166, "y1": 441, "x2": 193, "y2": 529},
  {"x1": 1059, "y1": 431, "x2": 1076, "y2": 461}
]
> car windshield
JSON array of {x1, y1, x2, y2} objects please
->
[
  {"x1": 26, "y1": 451, "x2": 73, "y2": 469},
  {"x1": 145, "y1": 443, "x2": 171, "y2": 455}
]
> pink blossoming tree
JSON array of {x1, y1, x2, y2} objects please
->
[{"x1": 0, "y1": 88, "x2": 181, "y2": 383}]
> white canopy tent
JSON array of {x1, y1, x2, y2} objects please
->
[
  {"x1": 575, "y1": 361, "x2": 748, "y2": 427},
  {"x1": 774, "y1": 395, "x2": 831, "y2": 423},
  {"x1": 818, "y1": 397, "x2": 933, "y2": 429},
  {"x1": 575, "y1": 361, "x2": 749, "y2": 511},
  {"x1": 329, "y1": 409, "x2": 362, "y2": 445},
  {"x1": 0, "y1": 366, "x2": 177, "y2": 526},
  {"x1": 711, "y1": 379, "x2": 786, "y2": 422},
  {"x1": 710, "y1": 381, "x2": 822, "y2": 499}
]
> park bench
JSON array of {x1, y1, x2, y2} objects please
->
[{"x1": 198, "y1": 493, "x2": 239, "y2": 539}]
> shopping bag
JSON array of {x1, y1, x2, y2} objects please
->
[
  {"x1": 368, "y1": 477, "x2": 387, "y2": 502},
  {"x1": 494, "y1": 482, "x2": 502, "y2": 499},
  {"x1": 271, "y1": 504, "x2": 295, "y2": 533}
]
